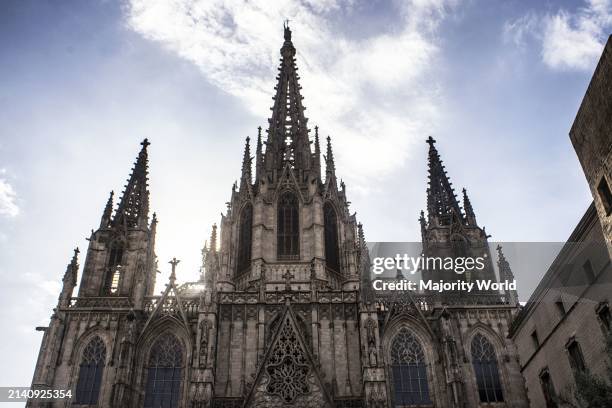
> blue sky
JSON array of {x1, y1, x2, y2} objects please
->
[{"x1": 0, "y1": 0, "x2": 610, "y2": 388}]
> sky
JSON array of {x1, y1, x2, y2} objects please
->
[{"x1": 0, "y1": 0, "x2": 611, "y2": 389}]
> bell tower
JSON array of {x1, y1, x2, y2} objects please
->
[
  {"x1": 420, "y1": 136, "x2": 497, "y2": 289},
  {"x1": 77, "y1": 139, "x2": 157, "y2": 307}
]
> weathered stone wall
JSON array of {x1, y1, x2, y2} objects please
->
[
  {"x1": 570, "y1": 35, "x2": 612, "y2": 256},
  {"x1": 511, "y1": 206, "x2": 612, "y2": 407}
]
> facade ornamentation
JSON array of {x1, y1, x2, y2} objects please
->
[{"x1": 28, "y1": 23, "x2": 529, "y2": 408}]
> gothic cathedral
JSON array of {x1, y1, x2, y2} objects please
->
[{"x1": 28, "y1": 25, "x2": 529, "y2": 408}]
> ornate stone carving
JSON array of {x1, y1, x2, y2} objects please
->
[{"x1": 199, "y1": 320, "x2": 210, "y2": 367}]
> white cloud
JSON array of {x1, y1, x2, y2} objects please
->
[
  {"x1": 125, "y1": 0, "x2": 454, "y2": 188},
  {"x1": 503, "y1": 12, "x2": 539, "y2": 49},
  {"x1": 505, "y1": 0, "x2": 611, "y2": 71},
  {"x1": 0, "y1": 170, "x2": 19, "y2": 217}
]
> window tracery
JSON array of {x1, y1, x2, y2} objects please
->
[
  {"x1": 265, "y1": 317, "x2": 310, "y2": 403},
  {"x1": 471, "y1": 333, "x2": 504, "y2": 402},
  {"x1": 277, "y1": 192, "x2": 299, "y2": 259},
  {"x1": 75, "y1": 336, "x2": 106, "y2": 405},
  {"x1": 237, "y1": 203, "x2": 253, "y2": 274},
  {"x1": 324, "y1": 202, "x2": 340, "y2": 272},
  {"x1": 389, "y1": 328, "x2": 430, "y2": 406},
  {"x1": 144, "y1": 333, "x2": 183, "y2": 408}
]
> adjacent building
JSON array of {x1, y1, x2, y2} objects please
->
[{"x1": 510, "y1": 35, "x2": 612, "y2": 407}]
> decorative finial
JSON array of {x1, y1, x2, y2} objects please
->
[
  {"x1": 426, "y1": 136, "x2": 436, "y2": 145},
  {"x1": 169, "y1": 257, "x2": 180, "y2": 282},
  {"x1": 141, "y1": 138, "x2": 150, "y2": 148},
  {"x1": 284, "y1": 19, "x2": 291, "y2": 41}
]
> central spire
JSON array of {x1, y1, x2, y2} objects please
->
[
  {"x1": 264, "y1": 22, "x2": 311, "y2": 172},
  {"x1": 426, "y1": 136, "x2": 463, "y2": 226}
]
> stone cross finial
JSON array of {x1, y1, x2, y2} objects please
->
[
  {"x1": 169, "y1": 257, "x2": 180, "y2": 283},
  {"x1": 282, "y1": 269, "x2": 294, "y2": 291}
]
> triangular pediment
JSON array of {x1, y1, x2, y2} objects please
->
[
  {"x1": 140, "y1": 279, "x2": 190, "y2": 337},
  {"x1": 383, "y1": 289, "x2": 434, "y2": 337},
  {"x1": 275, "y1": 163, "x2": 305, "y2": 202},
  {"x1": 243, "y1": 304, "x2": 332, "y2": 408}
]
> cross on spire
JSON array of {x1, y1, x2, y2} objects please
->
[{"x1": 169, "y1": 257, "x2": 180, "y2": 283}]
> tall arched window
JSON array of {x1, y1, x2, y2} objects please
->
[
  {"x1": 105, "y1": 241, "x2": 124, "y2": 294},
  {"x1": 324, "y1": 202, "x2": 340, "y2": 272},
  {"x1": 277, "y1": 192, "x2": 299, "y2": 259},
  {"x1": 237, "y1": 203, "x2": 253, "y2": 274},
  {"x1": 75, "y1": 336, "x2": 106, "y2": 405},
  {"x1": 390, "y1": 328, "x2": 431, "y2": 406},
  {"x1": 144, "y1": 333, "x2": 183, "y2": 408},
  {"x1": 471, "y1": 333, "x2": 504, "y2": 403}
]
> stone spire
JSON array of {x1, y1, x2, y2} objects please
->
[
  {"x1": 496, "y1": 245, "x2": 518, "y2": 306},
  {"x1": 113, "y1": 139, "x2": 150, "y2": 229},
  {"x1": 255, "y1": 126, "x2": 263, "y2": 181},
  {"x1": 209, "y1": 224, "x2": 218, "y2": 254},
  {"x1": 199, "y1": 241, "x2": 209, "y2": 282},
  {"x1": 100, "y1": 191, "x2": 114, "y2": 229},
  {"x1": 426, "y1": 136, "x2": 463, "y2": 226},
  {"x1": 264, "y1": 22, "x2": 311, "y2": 171},
  {"x1": 462, "y1": 188, "x2": 477, "y2": 226},
  {"x1": 314, "y1": 126, "x2": 321, "y2": 178},
  {"x1": 64, "y1": 247, "x2": 79, "y2": 287},
  {"x1": 325, "y1": 136, "x2": 336, "y2": 184},
  {"x1": 59, "y1": 247, "x2": 79, "y2": 307},
  {"x1": 240, "y1": 136, "x2": 252, "y2": 190}
]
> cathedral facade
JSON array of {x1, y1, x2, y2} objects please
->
[{"x1": 28, "y1": 25, "x2": 529, "y2": 408}]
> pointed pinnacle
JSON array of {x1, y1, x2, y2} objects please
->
[
  {"x1": 100, "y1": 191, "x2": 114, "y2": 227},
  {"x1": 210, "y1": 224, "x2": 218, "y2": 253},
  {"x1": 71, "y1": 247, "x2": 79, "y2": 266},
  {"x1": 242, "y1": 136, "x2": 252, "y2": 179},
  {"x1": 64, "y1": 247, "x2": 79, "y2": 286},
  {"x1": 326, "y1": 136, "x2": 335, "y2": 174},
  {"x1": 113, "y1": 139, "x2": 150, "y2": 228}
]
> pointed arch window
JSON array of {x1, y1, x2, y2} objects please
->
[
  {"x1": 105, "y1": 241, "x2": 124, "y2": 294},
  {"x1": 390, "y1": 328, "x2": 431, "y2": 406},
  {"x1": 277, "y1": 192, "x2": 299, "y2": 260},
  {"x1": 471, "y1": 333, "x2": 504, "y2": 403},
  {"x1": 144, "y1": 333, "x2": 183, "y2": 408},
  {"x1": 237, "y1": 203, "x2": 253, "y2": 274},
  {"x1": 324, "y1": 202, "x2": 340, "y2": 272},
  {"x1": 75, "y1": 336, "x2": 106, "y2": 405}
]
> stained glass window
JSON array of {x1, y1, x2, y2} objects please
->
[
  {"x1": 144, "y1": 333, "x2": 183, "y2": 408},
  {"x1": 75, "y1": 336, "x2": 106, "y2": 405},
  {"x1": 390, "y1": 328, "x2": 431, "y2": 406},
  {"x1": 471, "y1": 333, "x2": 503, "y2": 402},
  {"x1": 237, "y1": 203, "x2": 253, "y2": 274},
  {"x1": 324, "y1": 202, "x2": 340, "y2": 272},
  {"x1": 277, "y1": 192, "x2": 299, "y2": 259}
]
